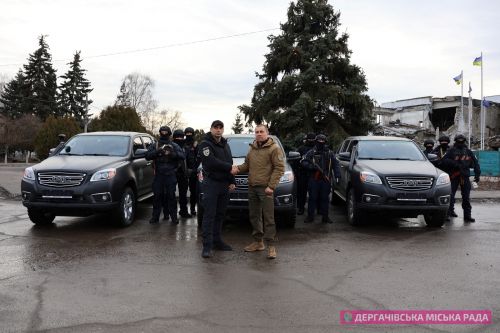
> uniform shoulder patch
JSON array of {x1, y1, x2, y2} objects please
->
[{"x1": 203, "y1": 147, "x2": 210, "y2": 156}]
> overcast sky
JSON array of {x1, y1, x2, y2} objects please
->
[{"x1": 1, "y1": 0, "x2": 499, "y2": 132}]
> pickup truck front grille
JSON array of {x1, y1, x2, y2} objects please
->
[
  {"x1": 38, "y1": 172, "x2": 86, "y2": 188},
  {"x1": 386, "y1": 176, "x2": 434, "y2": 191},
  {"x1": 234, "y1": 175, "x2": 248, "y2": 190}
]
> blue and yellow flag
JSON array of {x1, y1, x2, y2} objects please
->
[
  {"x1": 473, "y1": 56, "x2": 482, "y2": 66},
  {"x1": 482, "y1": 98, "x2": 491, "y2": 108},
  {"x1": 453, "y1": 73, "x2": 462, "y2": 85}
]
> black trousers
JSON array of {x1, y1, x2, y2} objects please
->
[
  {"x1": 201, "y1": 178, "x2": 229, "y2": 248},
  {"x1": 177, "y1": 173, "x2": 189, "y2": 214},
  {"x1": 188, "y1": 171, "x2": 198, "y2": 211},
  {"x1": 449, "y1": 176, "x2": 472, "y2": 217},
  {"x1": 152, "y1": 174, "x2": 177, "y2": 221}
]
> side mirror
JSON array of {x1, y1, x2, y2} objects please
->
[
  {"x1": 134, "y1": 148, "x2": 148, "y2": 158},
  {"x1": 287, "y1": 151, "x2": 301, "y2": 161},
  {"x1": 338, "y1": 152, "x2": 351, "y2": 161},
  {"x1": 427, "y1": 153, "x2": 438, "y2": 162}
]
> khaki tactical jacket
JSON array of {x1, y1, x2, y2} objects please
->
[{"x1": 237, "y1": 137, "x2": 285, "y2": 190}]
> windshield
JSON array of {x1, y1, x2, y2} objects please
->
[
  {"x1": 357, "y1": 140, "x2": 426, "y2": 161},
  {"x1": 226, "y1": 137, "x2": 253, "y2": 157},
  {"x1": 59, "y1": 135, "x2": 130, "y2": 156}
]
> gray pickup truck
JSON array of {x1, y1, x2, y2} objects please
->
[
  {"x1": 21, "y1": 132, "x2": 155, "y2": 227},
  {"x1": 333, "y1": 136, "x2": 452, "y2": 227}
]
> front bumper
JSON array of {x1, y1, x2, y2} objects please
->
[
  {"x1": 21, "y1": 178, "x2": 121, "y2": 216},
  {"x1": 354, "y1": 182, "x2": 451, "y2": 215}
]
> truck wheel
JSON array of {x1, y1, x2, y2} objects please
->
[
  {"x1": 114, "y1": 187, "x2": 136, "y2": 227},
  {"x1": 424, "y1": 211, "x2": 446, "y2": 228},
  {"x1": 347, "y1": 188, "x2": 364, "y2": 226},
  {"x1": 28, "y1": 208, "x2": 55, "y2": 225}
]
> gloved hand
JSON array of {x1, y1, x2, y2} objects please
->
[{"x1": 474, "y1": 177, "x2": 480, "y2": 183}]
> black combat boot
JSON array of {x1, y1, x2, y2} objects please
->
[{"x1": 464, "y1": 216, "x2": 476, "y2": 223}]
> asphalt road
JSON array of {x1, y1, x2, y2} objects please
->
[{"x1": 1, "y1": 200, "x2": 499, "y2": 333}]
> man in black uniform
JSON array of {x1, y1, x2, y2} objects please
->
[
  {"x1": 431, "y1": 134, "x2": 452, "y2": 171},
  {"x1": 295, "y1": 132, "x2": 316, "y2": 215},
  {"x1": 146, "y1": 126, "x2": 185, "y2": 225},
  {"x1": 423, "y1": 138, "x2": 435, "y2": 156},
  {"x1": 432, "y1": 135, "x2": 451, "y2": 160},
  {"x1": 184, "y1": 127, "x2": 199, "y2": 216},
  {"x1": 198, "y1": 120, "x2": 236, "y2": 258},
  {"x1": 442, "y1": 134, "x2": 481, "y2": 222},
  {"x1": 173, "y1": 129, "x2": 191, "y2": 217},
  {"x1": 49, "y1": 134, "x2": 67, "y2": 156},
  {"x1": 301, "y1": 134, "x2": 341, "y2": 224}
]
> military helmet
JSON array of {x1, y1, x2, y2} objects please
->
[
  {"x1": 159, "y1": 126, "x2": 172, "y2": 136},
  {"x1": 173, "y1": 129, "x2": 184, "y2": 138},
  {"x1": 424, "y1": 139, "x2": 434, "y2": 146},
  {"x1": 315, "y1": 134, "x2": 327, "y2": 142},
  {"x1": 184, "y1": 127, "x2": 194, "y2": 135},
  {"x1": 438, "y1": 135, "x2": 450, "y2": 143},
  {"x1": 306, "y1": 132, "x2": 316, "y2": 140},
  {"x1": 454, "y1": 134, "x2": 466, "y2": 142}
]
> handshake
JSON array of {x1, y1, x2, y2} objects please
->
[{"x1": 230, "y1": 165, "x2": 240, "y2": 175}]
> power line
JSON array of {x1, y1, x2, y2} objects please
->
[{"x1": 0, "y1": 27, "x2": 279, "y2": 67}]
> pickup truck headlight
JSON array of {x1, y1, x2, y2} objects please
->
[
  {"x1": 23, "y1": 167, "x2": 35, "y2": 181},
  {"x1": 279, "y1": 171, "x2": 294, "y2": 184},
  {"x1": 90, "y1": 168, "x2": 117, "y2": 182},
  {"x1": 360, "y1": 171, "x2": 382, "y2": 184},
  {"x1": 436, "y1": 173, "x2": 450, "y2": 186}
]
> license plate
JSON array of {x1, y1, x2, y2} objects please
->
[{"x1": 396, "y1": 192, "x2": 426, "y2": 200}]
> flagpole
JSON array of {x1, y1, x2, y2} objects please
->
[
  {"x1": 461, "y1": 70, "x2": 464, "y2": 132},
  {"x1": 480, "y1": 51, "x2": 484, "y2": 150},
  {"x1": 468, "y1": 82, "x2": 472, "y2": 145}
]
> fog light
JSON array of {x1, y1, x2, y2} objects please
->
[
  {"x1": 22, "y1": 191, "x2": 31, "y2": 200},
  {"x1": 92, "y1": 192, "x2": 112, "y2": 203},
  {"x1": 439, "y1": 195, "x2": 450, "y2": 205},
  {"x1": 362, "y1": 194, "x2": 380, "y2": 203},
  {"x1": 276, "y1": 194, "x2": 293, "y2": 205}
]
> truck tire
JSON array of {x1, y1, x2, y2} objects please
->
[
  {"x1": 114, "y1": 187, "x2": 136, "y2": 227},
  {"x1": 347, "y1": 188, "x2": 364, "y2": 226},
  {"x1": 28, "y1": 208, "x2": 55, "y2": 225},
  {"x1": 424, "y1": 211, "x2": 446, "y2": 228}
]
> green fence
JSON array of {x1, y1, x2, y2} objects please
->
[{"x1": 474, "y1": 151, "x2": 500, "y2": 177}]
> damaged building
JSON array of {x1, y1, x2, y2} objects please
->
[{"x1": 373, "y1": 96, "x2": 500, "y2": 149}]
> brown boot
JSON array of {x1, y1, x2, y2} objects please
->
[
  {"x1": 267, "y1": 246, "x2": 277, "y2": 259},
  {"x1": 244, "y1": 241, "x2": 265, "y2": 252}
]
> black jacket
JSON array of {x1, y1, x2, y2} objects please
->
[
  {"x1": 198, "y1": 133, "x2": 235, "y2": 184},
  {"x1": 301, "y1": 146, "x2": 341, "y2": 181},
  {"x1": 442, "y1": 144, "x2": 481, "y2": 180},
  {"x1": 146, "y1": 137, "x2": 185, "y2": 176}
]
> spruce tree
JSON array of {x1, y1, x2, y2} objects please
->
[
  {"x1": 0, "y1": 70, "x2": 29, "y2": 119},
  {"x1": 58, "y1": 51, "x2": 93, "y2": 122},
  {"x1": 231, "y1": 112, "x2": 244, "y2": 134},
  {"x1": 23, "y1": 35, "x2": 58, "y2": 120},
  {"x1": 239, "y1": 0, "x2": 374, "y2": 139}
]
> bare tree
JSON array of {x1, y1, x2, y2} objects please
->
[
  {"x1": 115, "y1": 72, "x2": 157, "y2": 126},
  {"x1": 157, "y1": 109, "x2": 185, "y2": 132}
]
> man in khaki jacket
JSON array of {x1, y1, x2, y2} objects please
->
[{"x1": 232, "y1": 124, "x2": 285, "y2": 259}]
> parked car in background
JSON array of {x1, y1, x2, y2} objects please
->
[
  {"x1": 197, "y1": 134, "x2": 300, "y2": 228},
  {"x1": 333, "y1": 136, "x2": 451, "y2": 227},
  {"x1": 21, "y1": 132, "x2": 156, "y2": 227}
]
